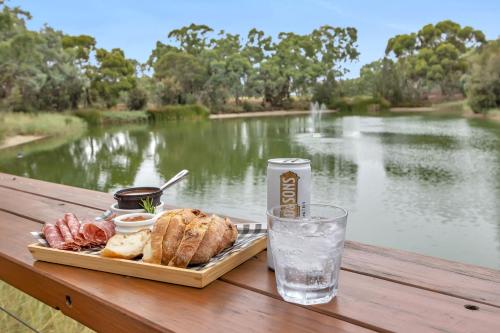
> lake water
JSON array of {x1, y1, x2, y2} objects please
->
[{"x1": 1, "y1": 113, "x2": 499, "y2": 269}]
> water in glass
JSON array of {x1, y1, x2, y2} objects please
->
[{"x1": 268, "y1": 204, "x2": 347, "y2": 305}]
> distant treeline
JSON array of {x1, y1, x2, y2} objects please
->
[
  {"x1": 0, "y1": 2, "x2": 498, "y2": 114},
  {"x1": 338, "y1": 21, "x2": 500, "y2": 113}
]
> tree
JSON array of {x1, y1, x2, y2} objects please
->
[
  {"x1": 37, "y1": 27, "x2": 86, "y2": 111},
  {"x1": 465, "y1": 39, "x2": 500, "y2": 113},
  {"x1": 127, "y1": 87, "x2": 148, "y2": 110},
  {"x1": 0, "y1": 3, "x2": 85, "y2": 111},
  {"x1": 167, "y1": 23, "x2": 213, "y2": 55},
  {"x1": 153, "y1": 50, "x2": 206, "y2": 102},
  {"x1": 61, "y1": 34, "x2": 96, "y2": 107},
  {"x1": 90, "y1": 48, "x2": 137, "y2": 108},
  {"x1": 385, "y1": 20, "x2": 485, "y2": 96},
  {"x1": 209, "y1": 32, "x2": 251, "y2": 105}
]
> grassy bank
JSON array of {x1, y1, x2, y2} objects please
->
[
  {"x1": 330, "y1": 96, "x2": 391, "y2": 113},
  {"x1": 0, "y1": 112, "x2": 87, "y2": 144},
  {"x1": 75, "y1": 104, "x2": 209, "y2": 125},
  {"x1": 75, "y1": 109, "x2": 149, "y2": 125},
  {"x1": 147, "y1": 104, "x2": 209, "y2": 121}
]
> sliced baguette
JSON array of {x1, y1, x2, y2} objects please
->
[
  {"x1": 143, "y1": 213, "x2": 172, "y2": 264},
  {"x1": 161, "y1": 209, "x2": 203, "y2": 265},
  {"x1": 168, "y1": 216, "x2": 210, "y2": 268},
  {"x1": 190, "y1": 215, "x2": 226, "y2": 264},
  {"x1": 101, "y1": 229, "x2": 151, "y2": 259}
]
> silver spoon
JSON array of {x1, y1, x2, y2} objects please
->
[{"x1": 160, "y1": 169, "x2": 189, "y2": 191}]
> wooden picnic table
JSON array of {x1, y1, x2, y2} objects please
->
[{"x1": 0, "y1": 172, "x2": 499, "y2": 332}]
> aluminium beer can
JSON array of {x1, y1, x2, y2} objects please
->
[{"x1": 266, "y1": 158, "x2": 311, "y2": 270}]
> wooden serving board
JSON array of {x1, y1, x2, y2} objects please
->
[{"x1": 28, "y1": 236, "x2": 266, "y2": 288}]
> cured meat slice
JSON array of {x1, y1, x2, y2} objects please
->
[
  {"x1": 56, "y1": 218, "x2": 75, "y2": 243},
  {"x1": 81, "y1": 219, "x2": 115, "y2": 245},
  {"x1": 63, "y1": 213, "x2": 89, "y2": 246},
  {"x1": 42, "y1": 224, "x2": 65, "y2": 249},
  {"x1": 64, "y1": 213, "x2": 82, "y2": 240}
]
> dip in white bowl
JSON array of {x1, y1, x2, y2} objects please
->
[{"x1": 113, "y1": 213, "x2": 156, "y2": 234}]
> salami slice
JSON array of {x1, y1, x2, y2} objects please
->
[
  {"x1": 64, "y1": 213, "x2": 81, "y2": 239},
  {"x1": 64, "y1": 213, "x2": 90, "y2": 246},
  {"x1": 55, "y1": 218, "x2": 81, "y2": 250},
  {"x1": 81, "y1": 219, "x2": 115, "y2": 245},
  {"x1": 56, "y1": 218, "x2": 75, "y2": 243},
  {"x1": 42, "y1": 224, "x2": 65, "y2": 249}
]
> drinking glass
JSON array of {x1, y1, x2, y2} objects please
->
[{"x1": 267, "y1": 204, "x2": 348, "y2": 305}]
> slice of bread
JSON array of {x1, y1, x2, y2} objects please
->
[
  {"x1": 101, "y1": 229, "x2": 151, "y2": 259},
  {"x1": 168, "y1": 216, "x2": 210, "y2": 268},
  {"x1": 144, "y1": 213, "x2": 172, "y2": 264}
]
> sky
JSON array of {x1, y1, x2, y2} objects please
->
[{"x1": 9, "y1": 0, "x2": 500, "y2": 78}]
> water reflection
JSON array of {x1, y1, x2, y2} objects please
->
[{"x1": 0, "y1": 114, "x2": 499, "y2": 269}]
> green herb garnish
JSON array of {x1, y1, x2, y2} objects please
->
[{"x1": 140, "y1": 197, "x2": 156, "y2": 214}]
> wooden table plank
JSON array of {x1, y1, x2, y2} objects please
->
[
  {"x1": 342, "y1": 241, "x2": 500, "y2": 307},
  {"x1": 0, "y1": 187, "x2": 103, "y2": 225},
  {"x1": 0, "y1": 211, "x2": 370, "y2": 333},
  {"x1": 0, "y1": 173, "x2": 111, "y2": 210},
  {"x1": 221, "y1": 252, "x2": 500, "y2": 333},
  {"x1": 2, "y1": 172, "x2": 500, "y2": 307},
  {"x1": 2, "y1": 188, "x2": 500, "y2": 332}
]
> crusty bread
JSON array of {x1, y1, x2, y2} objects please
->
[
  {"x1": 161, "y1": 209, "x2": 202, "y2": 265},
  {"x1": 142, "y1": 239, "x2": 153, "y2": 262},
  {"x1": 128, "y1": 208, "x2": 238, "y2": 267},
  {"x1": 143, "y1": 213, "x2": 172, "y2": 264},
  {"x1": 219, "y1": 217, "x2": 238, "y2": 252},
  {"x1": 190, "y1": 215, "x2": 226, "y2": 264},
  {"x1": 101, "y1": 229, "x2": 151, "y2": 259},
  {"x1": 168, "y1": 216, "x2": 210, "y2": 268}
]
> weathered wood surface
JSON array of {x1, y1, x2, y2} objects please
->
[
  {"x1": 1, "y1": 173, "x2": 499, "y2": 307},
  {"x1": 1, "y1": 172, "x2": 500, "y2": 332},
  {"x1": 0, "y1": 211, "x2": 368, "y2": 333}
]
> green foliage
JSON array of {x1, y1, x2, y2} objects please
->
[
  {"x1": 127, "y1": 87, "x2": 148, "y2": 110},
  {"x1": 61, "y1": 34, "x2": 96, "y2": 62},
  {"x1": 0, "y1": 5, "x2": 86, "y2": 111},
  {"x1": 312, "y1": 80, "x2": 339, "y2": 105},
  {"x1": 91, "y1": 48, "x2": 137, "y2": 108},
  {"x1": 385, "y1": 20, "x2": 485, "y2": 96},
  {"x1": 0, "y1": 112, "x2": 86, "y2": 142},
  {"x1": 140, "y1": 197, "x2": 156, "y2": 213},
  {"x1": 75, "y1": 109, "x2": 149, "y2": 125},
  {"x1": 465, "y1": 39, "x2": 500, "y2": 113},
  {"x1": 1, "y1": 2, "x2": 495, "y2": 116},
  {"x1": 148, "y1": 24, "x2": 359, "y2": 110},
  {"x1": 147, "y1": 104, "x2": 209, "y2": 121},
  {"x1": 357, "y1": 58, "x2": 424, "y2": 106},
  {"x1": 330, "y1": 96, "x2": 390, "y2": 113}
]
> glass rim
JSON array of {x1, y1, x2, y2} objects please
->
[{"x1": 267, "y1": 203, "x2": 348, "y2": 223}]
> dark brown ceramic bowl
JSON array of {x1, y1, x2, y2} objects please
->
[{"x1": 113, "y1": 186, "x2": 162, "y2": 210}]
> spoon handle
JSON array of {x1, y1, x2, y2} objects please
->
[{"x1": 160, "y1": 169, "x2": 189, "y2": 191}]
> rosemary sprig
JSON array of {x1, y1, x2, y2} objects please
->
[{"x1": 140, "y1": 197, "x2": 156, "y2": 214}]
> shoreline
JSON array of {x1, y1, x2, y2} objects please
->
[
  {"x1": 390, "y1": 106, "x2": 435, "y2": 112},
  {"x1": 209, "y1": 109, "x2": 337, "y2": 119},
  {"x1": 0, "y1": 135, "x2": 47, "y2": 150}
]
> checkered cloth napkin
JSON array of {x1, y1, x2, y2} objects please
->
[{"x1": 31, "y1": 223, "x2": 266, "y2": 271}]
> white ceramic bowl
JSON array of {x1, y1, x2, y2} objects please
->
[
  {"x1": 110, "y1": 201, "x2": 164, "y2": 216},
  {"x1": 113, "y1": 213, "x2": 157, "y2": 234}
]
